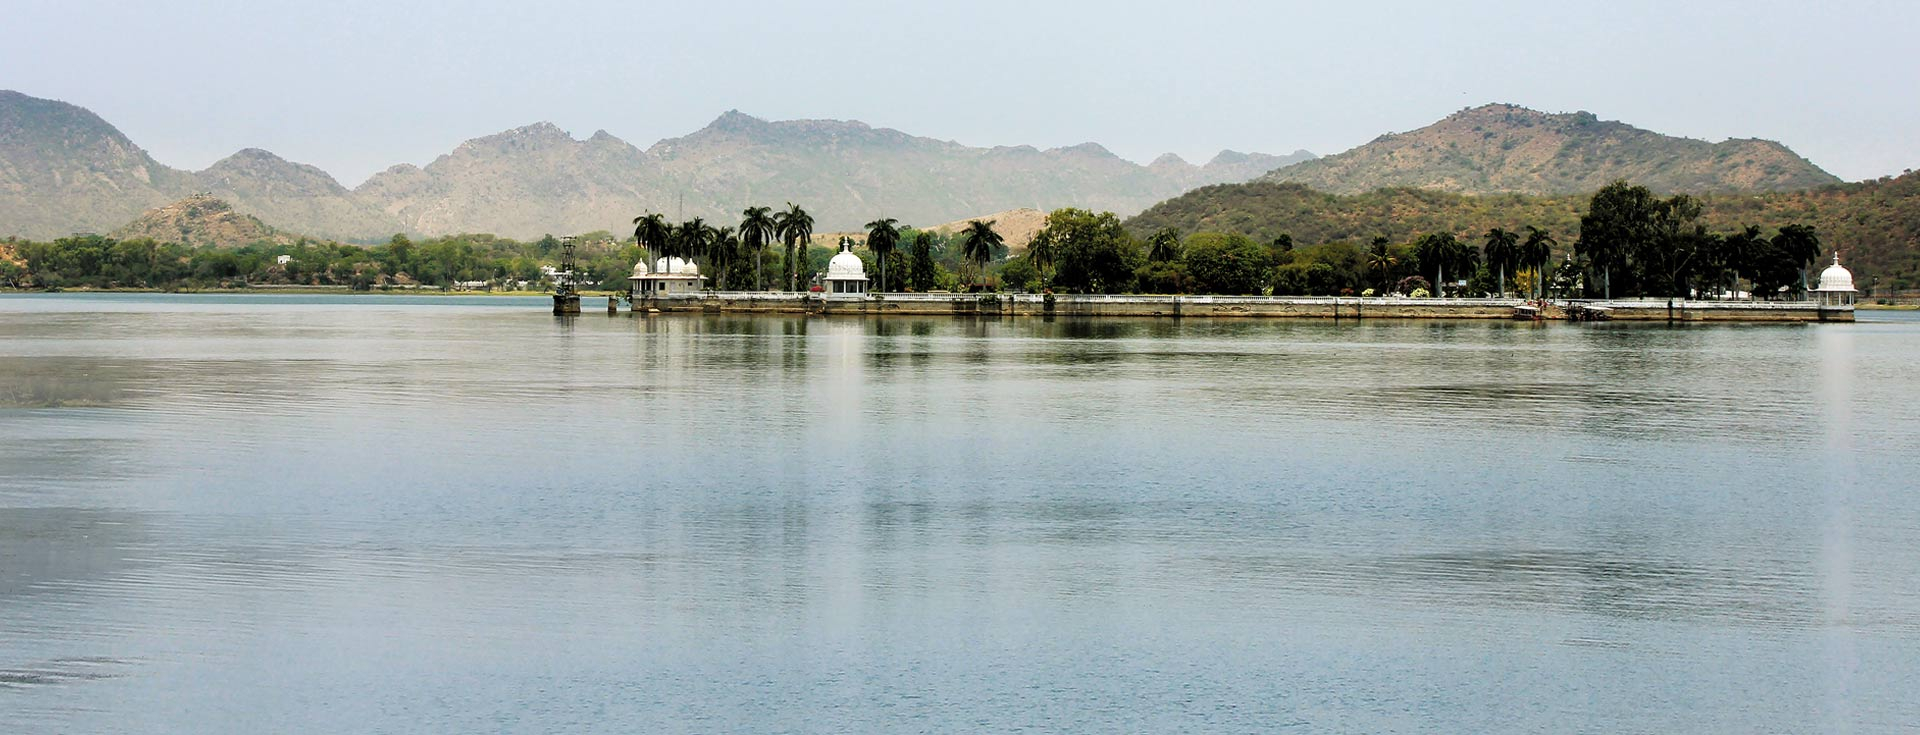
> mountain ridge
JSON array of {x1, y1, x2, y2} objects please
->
[
  {"x1": 1260, "y1": 103, "x2": 1840, "y2": 195},
  {"x1": 3, "y1": 92, "x2": 1858, "y2": 242}
]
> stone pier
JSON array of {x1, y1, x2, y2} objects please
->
[{"x1": 623, "y1": 292, "x2": 1849, "y2": 322}]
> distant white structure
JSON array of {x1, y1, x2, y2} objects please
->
[
  {"x1": 822, "y1": 240, "x2": 868, "y2": 297},
  {"x1": 1813, "y1": 253, "x2": 1856, "y2": 307},
  {"x1": 275, "y1": 255, "x2": 292, "y2": 265},
  {"x1": 629, "y1": 256, "x2": 705, "y2": 296}
]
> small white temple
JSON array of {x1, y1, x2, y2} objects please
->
[
  {"x1": 1813, "y1": 253, "x2": 1856, "y2": 307},
  {"x1": 822, "y1": 239, "x2": 869, "y2": 297},
  {"x1": 629, "y1": 257, "x2": 705, "y2": 296}
]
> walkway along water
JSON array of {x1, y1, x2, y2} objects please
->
[{"x1": 621, "y1": 292, "x2": 1853, "y2": 322}]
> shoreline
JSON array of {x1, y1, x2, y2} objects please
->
[
  {"x1": 625, "y1": 292, "x2": 1856, "y2": 323},
  {"x1": 3, "y1": 288, "x2": 1879, "y2": 322}
]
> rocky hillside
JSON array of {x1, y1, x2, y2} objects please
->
[
  {"x1": 0, "y1": 91, "x2": 1313, "y2": 241},
  {"x1": 356, "y1": 111, "x2": 1311, "y2": 238},
  {"x1": 1262, "y1": 103, "x2": 1841, "y2": 195},
  {"x1": 196, "y1": 148, "x2": 398, "y2": 239},
  {"x1": 110, "y1": 195, "x2": 291, "y2": 248},
  {"x1": 0, "y1": 90, "x2": 192, "y2": 238}
]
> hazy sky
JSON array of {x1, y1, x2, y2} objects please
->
[{"x1": 7, "y1": 0, "x2": 1916, "y2": 185}]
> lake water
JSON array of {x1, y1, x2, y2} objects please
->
[{"x1": 3, "y1": 294, "x2": 1918, "y2": 733}]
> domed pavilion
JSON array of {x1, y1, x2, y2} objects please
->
[
  {"x1": 823, "y1": 240, "x2": 869, "y2": 297},
  {"x1": 629, "y1": 256, "x2": 706, "y2": 297},
  {"x1": 1812, "y1": 254, "x2": 1856, "y2": 307}
]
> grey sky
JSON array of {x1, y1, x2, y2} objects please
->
[{"x1": 7, "y1": 0, "x2": 1915, "y2": 185}]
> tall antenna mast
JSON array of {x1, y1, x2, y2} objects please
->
[{"x1": 551, "y1": 234, "x2": 580, "y2": 315}]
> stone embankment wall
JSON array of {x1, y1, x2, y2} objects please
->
[{"x1": 627, "y1": 293, "x2": 1850, "y2": 322}]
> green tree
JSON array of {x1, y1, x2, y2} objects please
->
[
  {"x1": 1773, "y1": 224, "x2": 1822, "y2": 294},
  {"x1": 864, "y1": 217, "x2": 900, "y2": 292},
  {"x1": 1641, "y1": 194, "x2": 1707, "y2": 298},
  {"x1": 709, "y1": 225, "x2": 740, "y2": 290},
  {"x1": 1482, "y1": 228, "x2": 1519, "y2": 297},
  {"x1": 739, "y1": 206, "x2": 777, "y2": 290},
  {"x1": 774, "y1": 203, "x2": 813, "y2": 291},
  {"x1": 959, "y1": 219, "x2": 1002, "y2": 291},
  {"x1": 1184, "y1": 232, "x2": 1273, "y2": 295},
  {"x1": 1519, "y1": 226, "x2": 1556, "y2": 300},
  {"x1": 1146, "y1": 227, "x2": 1182, "y2": 263},
  {"x1": 1365, "y1": 237, "x2": 1398, "y2": 293},
  {"x1": 1413, "y1": 232, "x2": 1466, "y2": 297},
  {"x1": 632, "y1": 213, "x2": 670, "y2": 273},
  {"x1": 1027, "y1": 225, "x2": 1059, "y2": 290},
  {"x1": 1577, "y1": 180, "x2": 1659, "y2": 299},
  {"x1": 1035, "y1": 209, "x2": 1140, "y2": 294},
  {"x1": 908, "y1": 232, "x2": 938, "y2": 291}
]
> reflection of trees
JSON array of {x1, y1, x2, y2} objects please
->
[
  {"x1": 1198, "y1": 546, "x2": 1821, "y2": 627},
  {"x1": 0, "y1": 357, "x2": 131, "y2": 408}
]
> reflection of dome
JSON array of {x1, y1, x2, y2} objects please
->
[
  {"x1": 827, "y1": 246, "x2": 866, "y2": 279},
  {"x1": 649, "y1": 257, "x2": 699, "y2": 276},
  {"x1": 1815, "y1": 254, "x2": 1855, "y2": 293}
]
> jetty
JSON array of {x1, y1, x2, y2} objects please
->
[{"x1": 618, "y1": 292, "x2": 1852, "y2": 322}]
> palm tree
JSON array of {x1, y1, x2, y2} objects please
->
[
  {"x1": 1365, "y1": 237, "x2": 1397, "y2": 293},
  {"x1": 1029, "y1": 228, "x2": 1060, "y2": 290},
  {"x1": 1731, "y1": 225, "x2": 1766, "y2": 299},
  {"x1": 1413, "y1": 233, "x2": 1459, "y2": 297},
  {"x1": 709, "y1": 225, "x2": 738, "y2": 290},
  {"x1": 1483, "y1": 228, "x2": 1519, "y2": 297},
  {"x1": 1774, "y1": 224, "x2": 1822, "y2": 295},
  {"x1": 632, "y1": 213, "x2": 670, "y2": 272},
  {"x1": 959, "y1": 219, "x2": 1002, "y2": 291},
  {"x1": 774, "y1": 203, "x2": 813, "y2": 291},
  {"x1": 671, "y1": 218, "x2": 709, "y2": 277},
  {"x1": 740, "y1": 206, "x2": 776, "y2": 290},
  {"x1": 1520, "y1": 226, "x2": 1556, "y2": 301},
  {"x1": 864, "y1": 217, "x2": 900, "y2": 292},
  {"x1": 1146, "y1": 227, "x2": 1181, "y2": 263}
]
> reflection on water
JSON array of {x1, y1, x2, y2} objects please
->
[{"x1": 2, "y1": 295, "x2": 1919, "y2": 733}]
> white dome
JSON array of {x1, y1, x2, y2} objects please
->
[
  {"x1": 1815, "y1": 255, "x2": 1855, "y2": 292},
  {"x1": 630, "y1": 261, "x2": 650, "y2": 278},
  {"x1": 651, "y1": 257, "x2": 699, "y2": 276},
  {"x1": 825, "y1": 245, "x2": 866, "y2": 280}
]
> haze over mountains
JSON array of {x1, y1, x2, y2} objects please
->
[
  {"x1": 1, "y1": 91, "x2": 1850, "y2": 243},
  {"x1": 0, "y1": 90, "x2": 1310, "y2": 241}
]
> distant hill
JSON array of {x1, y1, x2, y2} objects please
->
[
  {"x1": 925, "y1": 208, "x2": 1049, "y2": 251},
  {"x1": 1262, "y1": 103, "x2": 1841, "y2": 195},
  {"x1": 0, "y1": 90, "x2": 192, "y2": 239},
  {"x1": 0, "y1": 91, "x2": 1312, "y2": 241},
  {"x1": 357, "y1": 111, "x2": 1313, "y2": 238},
  {"x1": 111, "y1": 195, "x2": 293, "y2": 248},
  {"x1": 196, "y1": 148, "x2": 398, "y2": 239},
  {"x1": 1126, "y1": 171, "x2": 1920, "y2": 289}
]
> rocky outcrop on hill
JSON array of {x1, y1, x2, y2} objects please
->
[{"x1": 110, "y1": 195, "x2": 291, "y2": 248}]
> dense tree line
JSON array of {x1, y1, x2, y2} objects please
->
[
  {"x1": 0, "y1": 233, "x2": 647, "y2": 292},
  {"x1": 2, "y1": 183, "x2": 1845, "y2": 301},
  {"x1": 1126, "y1": 171, "x2": 1920, "y2": 293},
  {"x1": 979, "y1": 186, "x2": 1826, "y2": 299}
]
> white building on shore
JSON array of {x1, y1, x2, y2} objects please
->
[
  {"x1": 822, "y1": 240, "x2": 869, "y2": 297},
  {"x1": 629, "y1": 257, "x2": 705, "y2": 296},
  {"x1": 1813, "y1": 254, "x2": 1856, "y2": 307}
]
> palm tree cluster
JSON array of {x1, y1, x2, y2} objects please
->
[
  {"x1": 1412, "y1": 232, "x2": 1479, "y2": 297},
  {"x1": 631, "y1": 202, "x2": 1007, "y2": 293},
  {"x1": 1575, "y1": 181, "x2": 1825, "y2": 299}
]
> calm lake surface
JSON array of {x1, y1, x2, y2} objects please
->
[{"x1": 3, "y1": 294, "x2": 1918, "y2": 733}]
